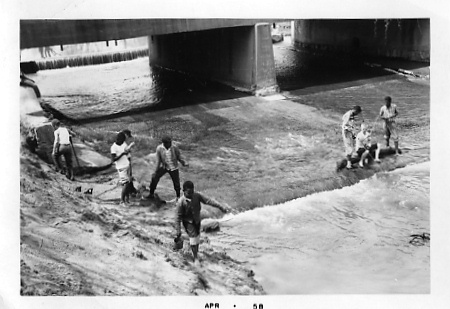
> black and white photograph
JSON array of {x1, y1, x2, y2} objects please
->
[{"x1": 2, "y1": 0, "x2": 450, "y2": 308}]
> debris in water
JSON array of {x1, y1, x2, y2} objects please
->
[{"x1": 409, "y1": 233, "x2": 430, "y2": 246}]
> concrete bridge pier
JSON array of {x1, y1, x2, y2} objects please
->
[{"x1": 148, "y1": 23, "x2": 278, "y2": 95}]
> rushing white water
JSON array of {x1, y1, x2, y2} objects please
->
[
  {"x1": 26, "y1": 40, "x2": 429, "y2": 294},
  {"x1": 212, "y1": 162, "x2": 430, "y2": 294}
]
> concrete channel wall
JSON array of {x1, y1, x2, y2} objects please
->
[{"x1": 293, "y1": 19, "x2": 430, "y2": 62}]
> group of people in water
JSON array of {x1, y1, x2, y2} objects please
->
[
  {"x1": 109, "y1": 130, "x2": 231, "y2": 266},
  {"x1": 49, "y1": 94, "x2": 401, "y2": 265},
  {"x1": 341, "y1": 95, "x2": 401, "y2": 169}
]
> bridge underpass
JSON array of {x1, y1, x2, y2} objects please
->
[
  {"x1": 20, "y1": 19, "x2": 429, "y2": 96},
  {"x1": 148, "y1": 24, "x2": 278, "y2": 94},
  {"x1": 21, "y1": 19, "x2": 283, "y2": 94}
]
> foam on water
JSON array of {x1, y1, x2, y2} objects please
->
[
  {"x1": 212, "y1": 162, "x2": 430, "y2": 294},
  {"x1": 26, "y1": 41, "x2": 429, "y2": 294}
]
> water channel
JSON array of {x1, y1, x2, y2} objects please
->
[
  {"x1": 213, "y1": 162, "x2": 430, "y2": 294},
  {"x1": 25, "y1": 36, "x2": 430, "y2": 294}
]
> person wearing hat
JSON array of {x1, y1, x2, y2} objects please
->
[
  {"x1": 342, "y1": 105, "x2": 362, "y2": 169},
  {"x1": 148, "y1": 135, "x2": 189, "y2": 201},
  {"x1": 175, "y1": 180, "x2": 231, "y2": 266},
  {"x1": 111, "y1": 132, "x2": 133, "y2": 206},
  {"x1": 379, "y1": 96, "x2": 401, "y2": 155},
  {"x1": 51, "y1": 119, "x2": 75, "y2": 180},
  {"x1": 355, "y1": 123, "x2": 381, "y2": 168}
]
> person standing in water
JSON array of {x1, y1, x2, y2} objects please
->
[
  {"x1": 342, "y1": 105, "x2": 362, "y2": 169},
  {"x1": 175, "y1": 181, "x2": 230, "y2": 266},
  {"x1": 149, "y1": 136, "x2": 188, "y2": 202},
  {"x1": 379, "y1": 96, "x2": 401, "y2": 155},
  {"x1": 111, "y1": 132, "x2": 133, "y2": 206},
  {"x1": 120, "y1": 129, "x2": 138, "y2": 196}
]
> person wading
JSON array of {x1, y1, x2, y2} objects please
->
[
  {"x1": 342, "y1": 105, "x2": 362, "y2": 169},
  {"x1": 175, "y1": 181, "x2": 230, "y2": 267},
  {"x1": 149, "y1": 136, "x2": 188, "y2": 202},
  {"x1": 111, "y1": 132, "x2": 133, "y2": 206},
  {"x1": 51, "y1": 119, "x2": 75, "y2": 181},
  {"x1": 120, "y1": 129, "x2": 138, "y2": 196},
  {"x1": 355, "y1": 123, "x2": 381, "y2": 168},
  {"x1": 379, "y1": 96, "x2": 401, "y2": 155}
]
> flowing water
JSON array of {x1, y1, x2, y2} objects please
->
[
  {"x1": 26, "y1": 37, "x2": 430, "y2": 294},
  {"x1": 212, "y1": 162, "x2": 430, "y2": 294},
  {"x1": 32, "y1": 36, "x2": 428, "y2": 123},
  {"x1": 34, "y1": 58, "x2": 247, "y2": 122}
]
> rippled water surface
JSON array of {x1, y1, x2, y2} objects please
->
[
  {"x1": 35, "y1": 58, "x2": 247, "y2": 121},
  {"x1": 28, "y1": 38, "x2": 430, "y2": 294},
  {"x1": 213, "y1": 162, "x2": 430, "y2": 294}
]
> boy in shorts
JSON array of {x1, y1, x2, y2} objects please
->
[
  {"x1": 175, "y1": 181, "x2": 231, "y2": 266},
  {"x1": 379, "y1": 96, "x2": 400, "y2": 155}
]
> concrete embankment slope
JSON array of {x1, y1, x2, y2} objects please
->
[
  {"x1": 21, "y1": 63, "x2": 429, "y2": 215},
  {"x1": 69, "y1": 78, "x2": 429, "y2": 212},
  {"x1": 19, "y1": 66, "x2": 429, "y2": 296}
]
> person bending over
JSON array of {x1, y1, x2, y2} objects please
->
[
  {"x1": 342, "y1": 105, "x2": 362, "y2": 169},
  {"x1": 355, "y1": 123, "x2": 381, "y2": 168},
  {"x1": 175, "y1": 181, "x2": 230, "y2": 266}
]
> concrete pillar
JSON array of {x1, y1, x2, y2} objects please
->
[
  {"x1": 290, "y1": 21, "x2": 296, "y2": 41},
  {"x1": 148, "y1": 24, "x2": 278, "y2": 94},
  {"x1": 253, "y1": 23, "x2": 278, "y2": 95}
]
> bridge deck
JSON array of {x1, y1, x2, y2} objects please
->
[{"x1": 21, "y1": 19, "x2": 286, "y2": 48}]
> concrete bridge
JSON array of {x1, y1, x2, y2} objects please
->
[
  {"x1": 20, "y1": 19, "x2": 429, "y2": 94},
  {"x1": 21, "y1": 19, "x2": 285, "y2": 94}
]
